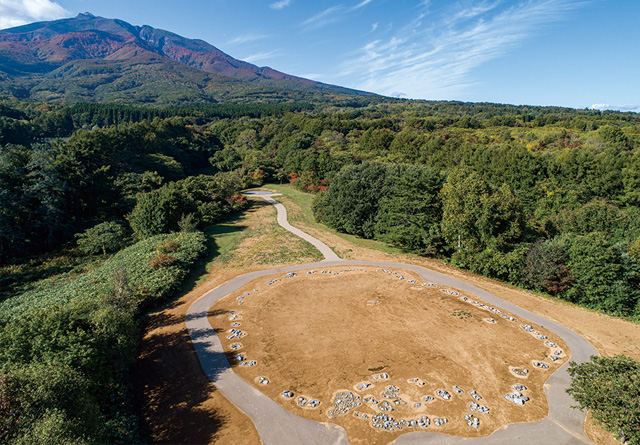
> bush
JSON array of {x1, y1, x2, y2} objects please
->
[
  {"x1": 1, "y1": 231, "x2": 207, "y2": 319},
  {"x1": 148, "y1": 254, "x2": 178, "y2": 270},
  {"x1": 567, "y1": 355, "x2": 640, "y2": 444},
  {"x1": 75, "y1": 221, "x2": 127, "y2": 255}
]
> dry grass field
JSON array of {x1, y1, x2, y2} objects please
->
[
  {"x1": 209, "y1": 266, "x2": 568, "y2": 444},
  {"x1": 133, "y1": 186, "x2": 638, "y2": 444}
]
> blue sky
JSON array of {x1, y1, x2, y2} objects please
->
[{"x1": 1, "y1": 0, "x2": 638, "y2": 111}]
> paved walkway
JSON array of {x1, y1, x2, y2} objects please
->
[{"x1": 186, "y1": 193, "x2": 596, "y2": 444}]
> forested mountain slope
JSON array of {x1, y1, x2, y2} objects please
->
[{"x1": 0, "y1": 13, "x2": 373, "y2": 105}]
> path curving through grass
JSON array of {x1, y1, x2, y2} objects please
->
[{"x1": 187, "y1": 193, "x2": 596, "y2": 444}]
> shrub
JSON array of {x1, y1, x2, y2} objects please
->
[
  {"x1": 567, "y1": 355, "x2": 640, "y2": 444},
  {"x1": 148, "y1": 254, "x2": 178, "y2": 270},
  {"x1": 75, "y1": 221, "x2": 127, "y2": 255}
]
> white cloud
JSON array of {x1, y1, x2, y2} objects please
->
[
  {"x1": 270, "y1": 0, "x2": 292, "y2": 10},
  {"x1": 243, "y1": 51, "x2": 279, "y2": 64},
  {"x1": 336, "y1": 0, "x2": 585, "y2": 99},
  {"x1": 0, "y1": 0, "x2": 69, "y2": 30},
  {"x1": 591, "y1": 104, "x2": 640, "y2": 113},
  {"x1": 302, "y1": 0, "x2": 374, "y2": 30},
  {"x1": 227, "y1": 33, "x2": 270, "y2": 46}
]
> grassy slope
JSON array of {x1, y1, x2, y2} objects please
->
[{"x1": 262, "y1": 184, "x2": 404, "y2": 256}]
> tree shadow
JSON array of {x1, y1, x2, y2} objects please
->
[{"x1": 132, "y1": 314, "x2": 233, "y2": 444}]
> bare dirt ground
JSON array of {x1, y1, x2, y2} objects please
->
[
  {"x1": 209, "y1": 266, "x2": 568, "y2": 444},
  {"x1": 135, "y1": 190, "x2": 637, "y2": 444},
  {"x1": 132, "y1": 198, "x2": 323, "y2": 444}
]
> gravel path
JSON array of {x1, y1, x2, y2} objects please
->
[{"x1": 186, "y1": 193, "x2": 596, "y2": 444}]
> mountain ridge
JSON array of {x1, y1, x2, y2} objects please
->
[{"x1": 0, "y1": 13, "x2": 374, "y2": 104}]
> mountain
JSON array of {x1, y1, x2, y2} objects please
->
[{"x1": 0, "y1": 13, "x2": 374, "y2": 105}]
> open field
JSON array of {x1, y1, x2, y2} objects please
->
[
  {"x1": 134, "y1": 185, "x2": 638, "y2": 444},
  {"x1": 209, "y1": 266, "x2": 568, "y2": 444}
]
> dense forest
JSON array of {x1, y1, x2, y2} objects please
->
[{"x1": 1, "y1": 97, "x2": 639, "y2": 442}]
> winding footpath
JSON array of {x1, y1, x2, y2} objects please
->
[{"x1": 186, "y1": 192, "x2": 597, "y2": 444}]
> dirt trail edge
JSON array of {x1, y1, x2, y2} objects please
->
[{"x1": 186, "y1": 193, "x2": 596, "y2": 445}]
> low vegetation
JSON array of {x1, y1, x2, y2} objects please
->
[
  {"x1": 1, "y1": 98, "x2": 639, "y2": 442},
  {"x1": 568, "y1": 355, "x2": 640, "y2": 444}
]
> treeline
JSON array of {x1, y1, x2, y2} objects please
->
[
  {"x1": 0, "y1": 114, "x2": 256, "y2": 265},
  {"x1": 2, "y1": 97, "x2": 640, "y2": 441},
  {"x1": 1, "y1": 105, "x2": 253, "y2": 442}
]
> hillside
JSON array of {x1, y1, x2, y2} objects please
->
[{"x1": 0, "y1": 13, "x2": 374, "y2": 105}]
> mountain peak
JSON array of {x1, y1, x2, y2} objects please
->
[{"x1": 0, "y1": 14, "x2": 373, "y2": 104}]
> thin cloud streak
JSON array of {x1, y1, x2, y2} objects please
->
[
  {"x1": 226, "y1": 33, "x2": 270, "y2": 46},
  {"x1": 336, "y1": 0, "x2": 585, "y2": 99},
  {"x1": 0, "y1": 0, "x2": 69, "y2": 29},
  {"x1": 243, "y1": 51, "x2": 279, "y2": 64},
  {"x1": 302, "y1": 0, "x2": 374, "y2": 30}
]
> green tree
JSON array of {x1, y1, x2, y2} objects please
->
[
  {"x1": 440, "y1": 167, "x2": 523, "y2": 253},
  {"x1": 75, "y1": 221, "x2": 127, "y2": 255},
  {"x1": 374, "y1": 164, "x2": 444, "y2": 254},
  {"x1": 313, "y1": 162, "x2": 390, "y2": 238},
  {"x1": 564, "y1": 233, "x2": 640, "y2": 315},
  {"x1": 567, "y1": 355, "x2": 640, "y2": 444},
  {"x1": 128, "y1": 184, "x2": 195, "y2": 238}
]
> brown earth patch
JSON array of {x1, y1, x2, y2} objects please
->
[
  {"x1": 209, "y1": 266, "x2": 568, "y2": 444},
  {"x1": 135, "y1": 190, "x2": 636, "y2": 444}
]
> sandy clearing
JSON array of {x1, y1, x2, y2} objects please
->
[{"x1": 208, "y1": 266, "x2": 570, "y2": 444}]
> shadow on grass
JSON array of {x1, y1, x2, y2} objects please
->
[
  {"x1": 132, "y1": 319, "x2": 234, "y2": 443},
  {"x1": 132, "y1": 208, "x2": 263, "y2": 443}
]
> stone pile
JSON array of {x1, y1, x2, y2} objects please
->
[
  {"x1": 370, "y1": 413, "x2": 432, "y2": 432},
  {"x1": 464, "y1": 414, "x2": 480, "y2": 429},
  {"x1": 227, "y1": 328, "x2": 246, "y2": 340},
  {"x1": 468, "y1": 402, "x2": 490, "y2": 414},
  {"x1": 503, "y1": 386, "x2": 530, "y2": 406},
  {"x1": 433, "y1": 418, "x2": 448, "y2": 426},
  {"x1": 328, "y1": 391, "x2": 361, "y2": 418}
]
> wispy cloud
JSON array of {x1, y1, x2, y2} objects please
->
[
  {"x1": 591, "y1": 104, "x2": 640, "y2": 113},
  {"x1": 243, "y1": 51, "x2": 279, "y2": 65},
  {"x1": 270, "y1": 0, "x2": 292, "y2": 10},
  {"x1": 302, "y1": 0, "x2": 375, "y2": 30},
  {"x1": 336, "y1": 0, "x2": 585, "y2": 99},
  {"x1": 0, "y1": 0, "x2": 69, "y2": 29},
  {"x1": 226, "y1": 33, "x2": 270, "y2": 46}
]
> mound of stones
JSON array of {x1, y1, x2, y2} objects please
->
[{"x1": 328, "y1": 391, "x2": 362, "y2": 418}]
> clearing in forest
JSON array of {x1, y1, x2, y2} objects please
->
[{"x1": 209, "y1": 266, "x2": 569, "y2": 445}]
